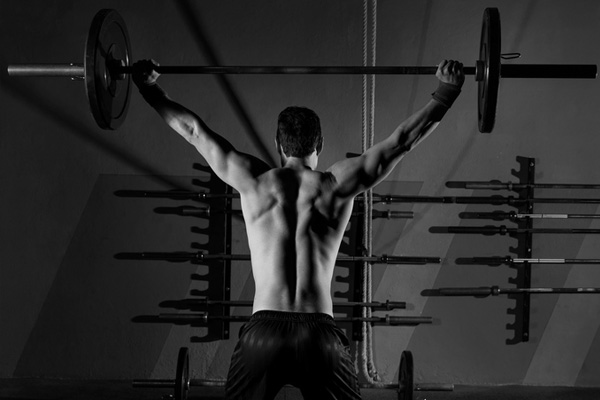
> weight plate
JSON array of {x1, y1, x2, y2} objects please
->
[
  {"x1": 85, "y1": 9, "x2": 131, "y2": 130},
  {"x1": 398, "y1": 350, "x2": 414, "y2": 400},
  {"x1": 175, "y1": 347, "x2": 190, "y2": 400},
  {"x1": 477, "y1": 8, "x2": 501, "y2": 133}
]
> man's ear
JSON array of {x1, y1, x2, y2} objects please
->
[
  {"x1": 275, "y1": 136, "x2": 284, "y2": 154},
  {"x1": 316, "y1": 137, "x2": 324, "y2": 155},
  {"x1": 275, "y1": 136, "x2": 287, "y2": 164}
]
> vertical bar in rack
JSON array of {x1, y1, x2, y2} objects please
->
[
  {"x1": 521, "y1": 158, "x2": 535, "y2": 342},
  {"x1": 206, "y1": 177, "x2": 231, "y2": 341},
  {"x1": 222, "y1": 184, "x2": 233, "y2": 340},
  {"x1": 506, "y1": 156, "x2": 534, "y2": 344},
  {"x1": 352, "y1": 201, "x2": 365, "y2": 342}
]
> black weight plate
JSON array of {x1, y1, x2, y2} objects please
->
[
  {"x1": 175, "y1": 347, "x2": 190, "y2": 400},
  {"x1": 478, "y1": 7, "x2": 501, "y2": 133},
  {"x1": 398, "y1": 350, "x2": 414, "y2": 400},
  {"x1": 85, "y1": 9, "x2": 131, "y2": 130}
]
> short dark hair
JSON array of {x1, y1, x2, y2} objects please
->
[{"x1": 276, "y1": 106, "x2": 322, "y2": 157}]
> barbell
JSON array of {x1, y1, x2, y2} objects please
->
[
  {"x1": 389, "y1": 195, "x2": 600, "y2": 205},
  {"x1": 457, "y1": 256, "x2": 600, "y2": 265},
  {"x1": 7, "y1": 8, "x2": 597, "y2": 132},
  {"x1": 434, "y1": 286, "x2": 600, "y2": 296},
  {"x1": 155, "y1": 205, "x2": 413, "y2": 219},
  {"x1": 157, "y1": 312, "x2": 433, "y2": 326},
  {"x1": 116, "y1": 189, "x2": 600, "y2": 205},
  {"x1": 459, "y1": 211, "x2": 600, "y2": 220},
  {"x1": 132, "y1": 347, "x2": 452, "y2": 400},
  {"x1": 115, "y1": 251, "x2": 441, "y2": 264},
  {"x1": 431, "y1": 225, "x2": 600, "y2": 235},
  {"x1": 163, "y1": 297, "x2": 407, "y2": 310},
  {"x1": 447, "y1": 180, "x2": 600, "y2": 190}
]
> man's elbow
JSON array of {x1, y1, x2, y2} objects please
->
[{"x1": 165, "y1": 115, "x2": 200, "y2": 143}]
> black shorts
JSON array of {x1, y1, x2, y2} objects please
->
[{"x1": 225, "y1": 310, "x2": 361, "y2": 400}]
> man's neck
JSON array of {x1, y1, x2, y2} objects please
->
[{"x1": 282, "y1": 154, "x2": 317, "y2": 170}]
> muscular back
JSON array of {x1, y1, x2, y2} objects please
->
[
  {"x1": 136, "y1": 58, "x2": 462, "y2": 316},
  {"x1": 239, "y1": 166, "x2": 354, "y2": 316}
]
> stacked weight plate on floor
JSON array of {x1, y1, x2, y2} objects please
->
[
  {"x1": 172, "y1": 347, "x2": 417, "y2": 400},
  {"x1": 398, "y1": 350, "x2": 414, "y2": 400},
  {"x1": 133, "y1": 347, "x2": 452, "y2": 400},
  {"x1": 175, "y1": 347, "x2": 190, "y2": 400}
]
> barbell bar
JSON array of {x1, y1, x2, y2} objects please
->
[
  {"x1": 115, "y1": 188, "x2": 402, "y2": 204},
  {"x1": 376, "y1": 195, "x2": 600, "y2": 205},
  {"x1": 158, "y1": 312, "x2": 433, "y2": 326},
  {"x1": 114, "y1": 188, "x2": 431, "y2": 206},
  {"x1": 11, "y1": 63, "x2": 596, "y2": 78},
  {"x1": 6, "y1": 8, "x2": 597, "y2": 132},
  {"x1": 115, "y1": 189, "x2": 239, "y2": 199},
  {"x1": 115, "y1": 251, "x2": 441, "y2": 264},
  {"x1": 430, "y1": 225, "x2": 600, "y2": 235},
  {"x1": 9, "y1": 64, "x2": 468, "y2": 77},
  {"x1": 447, "y1": 180, "x2": 600, "y2": 190},
  {"x1": 155, "y1": 205, "x2": 413, "y2": 219},
  {"x1": 459, "y1": 211, "x2": 600, "y2": 220},
  {"x1": 436, "y1": 286, "x2": 600, "y2": 296},
  {"x1": 162, "y1": 298, "x2": 407, "y2": 310},
  {"x1": 457, "y1": 256, "x2": 600, "y2": 265},
  {"x1": 116, "y1": 189, "x2": 600, "y2": 206},
  {"x1": 132, "y1": 347, "x2": 452, "y2": 400}
]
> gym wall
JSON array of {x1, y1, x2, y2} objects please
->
[{"x1": 1, "y1": 0, "x2": 600, "y2": 387}]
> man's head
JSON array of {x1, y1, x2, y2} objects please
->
[{"x1": 276, "y1": 106, "x2": 323, "y2": 160}]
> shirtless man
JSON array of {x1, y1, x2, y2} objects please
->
[{"x1": 133, "y1": 59, "x2": 464, "y2": 400}]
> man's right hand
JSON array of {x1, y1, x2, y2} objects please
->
[
  {"x1": 132, "y1": 59, "x2": 161, "y2": 87},
  {"x1": 436, "y1": 59, "x2": 464, "y2": 88}
]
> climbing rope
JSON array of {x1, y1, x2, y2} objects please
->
[{"x1": 359, "y1": 0, "x2": 382, "y2": 385}]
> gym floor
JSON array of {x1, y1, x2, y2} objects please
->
[{"x1": 2, "y1": 379, "x2": 600, "y2": 400}]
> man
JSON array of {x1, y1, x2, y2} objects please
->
[{"x1": 133, "y1": 59, "x2": 464, "y2": 400}]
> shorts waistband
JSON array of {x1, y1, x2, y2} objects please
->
[{"x1": 251, "y1": 310, "x2": 335, "y2": 323}]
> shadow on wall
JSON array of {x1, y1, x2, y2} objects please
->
[
  {"x1": 174, "y1": 1, "x2": 275, "y2": 167},
  {"x1": 116, "y1": 164, "x2": 237, "y2": 342},
  {"x1": 423, "y1": 156, "x2": 535, "y2": 344}
]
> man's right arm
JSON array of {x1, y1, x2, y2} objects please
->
[
  {"x1": 327, "y1": 60, "x2": 464, "y2": 200},
  {"x1": 133, "y1": 60, "x2": 270, "y2": 193}
]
